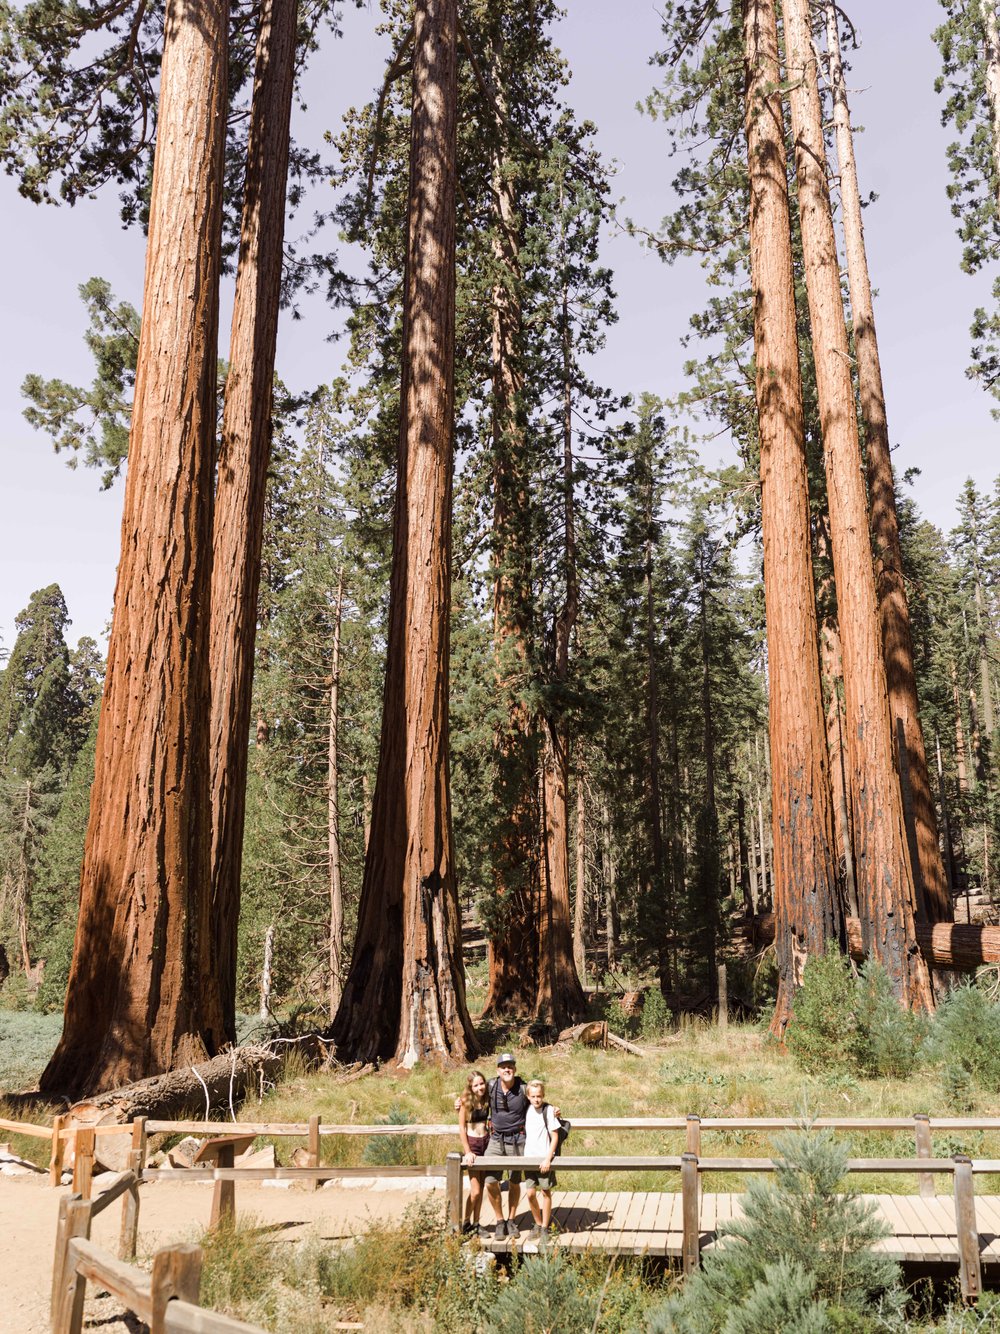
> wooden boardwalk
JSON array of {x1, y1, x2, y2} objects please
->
[{"x1": 480, "y1": 1191, "x2": 1000, "y2": 1266}]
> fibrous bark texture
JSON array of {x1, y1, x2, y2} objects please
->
[
  {"x1": 784, "y1": 0, "x2": 933, "y2": 1008},
  {"x1": 482, "y1": 35, "x2": 540, "y2": 1021},
  {"x1": 742, "y1": 0, "x2": 844, "y2": 1033},
  {"x1": 330, "y1": 0, "x2": 477, "y2": 1066},
  {"x1": 824, "y1": 2, "x2": 951, "y2": 925},
  {"x1": 210, "y1": 0, "x2": 299, "y2": 1042},
  {"x1": 41, "y1": 0, "x2": 230, "y2": 1097}
]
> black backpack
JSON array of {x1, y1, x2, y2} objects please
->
[{"x1": 543, "y1": 1102, "x2": 571, "y2": 1156}]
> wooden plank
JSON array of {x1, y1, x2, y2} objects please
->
[
  {"x1": 50, "y1": 1113, "x2": 67, "y2": 1185},
  {"x1": 954, "y1": 1158, "x2": 982, "y2": 1299},
  {"x1": 71, "y1": 1238, "x2": 153, "y2": 1324},
  {"x1": 894, "y1": 1193, "x2": 945, "y2": 1261},
  {"x1": 878, "y1": 1195, "x2": 922, "y2": 1263},
  {"x1": 165, "y1": 1299, "x2": 268, "y2": 1333},
  {"x1": 633, "y1": 1191, "x2": 661, "y2": 1252},
  {"x1": 621, "y1": 1190, "x2": 647, "y2": 1252}
]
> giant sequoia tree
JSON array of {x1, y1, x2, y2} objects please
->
[
  {"x1": 742, "y1": 0, "x2": 843, "y2": 1029},
  {"x1": 210, "y1": 0, "x2": 299, "y2": 1044},
  {"x1": 41, "y1": 0, "x2": 229, "y2": 1096},
  {"x1": 824, "y1": 3, "x2": 951, "y2": 927},
  {"x1": 784, "y1": 0, "x2": 932, "y2": 1009},
  {"x1": 330, "y1": 0, "x2": 477, "y2": 1066}
]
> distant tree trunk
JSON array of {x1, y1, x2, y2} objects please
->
[
  {"x1": 535, "y1": 263, "x2": 587, "y2": 1028},
  {"x1": 746, "y1": 784, "x2": 760, "y2": 910},
  {"x1": 41, "y1": 0, "x2": 229, "y2": 1096},
  {"x1": 954, "y1": 664, "x2": 971, "y2": 792},
  {"x1": 260, "y1": 923, "x2": 275, "y2": 1020},
  {"x1": 210, "y1": 0, "x2": 298, "y2": 1042},
  {"x1": 784, "y1": 0, "x2": 933, "y2": 1008},
  {"x1": 736, "y1": 790, "x2": 753, "y2": 915},
  {"x1": 936, "y1": 734, "x2": 957, "y2": 901},
  {"x1": 601, "y1": 797, "x2": 619, "y2": 972},
  {"x1": 330, "y1": 0, "x2": 477, "y2": 1066},
  {"x1": 743, "y1": 0, "x2": 844, "y2": 1031},
  {"x1": 816, "y1": 515, "x2": 858, "y2": 918},
  {"x1": 644, "y1": 462, "x2": 670, "y2": 992},
  {"x1": 573, "y1": 767, "x2": 587, "y2": 981},
  {"x1": 16, "y1": 782, "x2": 32, "y2": 975},
  {"x1": 482, "y1": 28, "x2": 540, "y2": 1020},
  {"x1": 697, "y1": 561, "x2": 720, "y2": 995},
  {"x1": 824, "y1": 2, "x2": 951, "y2": 925},
  {"x1": 328, "y1": 570, "x2": 345, "y2": 1021}
]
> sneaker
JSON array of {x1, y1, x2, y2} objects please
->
[
  {"x1": 529, "y1": 1224, "x2": 545, "y2": 1241},
  {"x1": 479, "y1": 1223, "x2": 493, "y2": 1239},
  {"x1": 505, "y1": 1219, "x2": 520, "y2": 1239},
  {"x1": 461, "y1": 1221, "x2": 476, "y2": 1235},
  {"x1": 494, "y1": 1221, "x2": 507, "y2": 1243}
]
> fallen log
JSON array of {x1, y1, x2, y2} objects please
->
[
  {"x1": 751, "y1": 914, "x2": 1000, "y2": 972},
  {"x1": 605, "y1": 1031, "x2": 646, "y2": 1058},
  {"x1": 65, "y1": 1044, "x2": 283, "y2": 1169},
  {"x1": 556, "y1": 1021, "x2": 608, "y2": 1048}
]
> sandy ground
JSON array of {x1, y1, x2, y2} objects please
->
[{"x1": 3, "y1": 1171, "x2": 442, "y2": 1332}]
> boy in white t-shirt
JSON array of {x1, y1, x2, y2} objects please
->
[{"x1": 523, "y1": 1079, "x2": 561, "y2": 1242}]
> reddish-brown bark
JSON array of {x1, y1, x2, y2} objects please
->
[
  {"x1": 743, "y1": 0, "x2": 844, "y2": 1034},
  {"x1": 784, "y1": 0, "x2": 933, "y2": 1009},
  {"x1": 41, "y1": 0, "x2": 229, "y2": 1097},
  {"x1": 330, "y1": 0, "x2": 477, "y2": 1066},
  {"x1": 210, "y1": 0, "x2": 299, "y2": 1042},
  {"x1": 481, "y1": 33, "x2": 540, "y2": 1021},
  {"x1": 824, "y1": 3, "x2": 951, "y2": 926}
]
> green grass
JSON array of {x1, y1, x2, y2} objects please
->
[{"x1": 233, "y1": 1022, "x2": 1000, "y2": 1194}]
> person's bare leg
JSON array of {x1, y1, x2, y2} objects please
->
[
  {"x1": 508, "y1": 1182, "x2": 521, "y2": 1226},
  {"x1": 486, "y1": 1180, "x2": 504, "y2": 1222},
  {"x1": 526, "y1": 1185, "x2": 542, "y2": 1225},
  {"x1": 469, "y1": 1175, "x2": 483, "y2": 1223},
  {"x1": 540, "y1": 1188, "x2": 552, "y2": 1228}
]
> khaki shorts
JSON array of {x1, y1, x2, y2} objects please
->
[{"x1": 483, "y1": 1132, "x2": 525, "y2": 1184}]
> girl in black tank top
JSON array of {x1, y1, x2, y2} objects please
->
[{"x1": 459, "y1": 1070, "x2": 490, "y2": 1232}]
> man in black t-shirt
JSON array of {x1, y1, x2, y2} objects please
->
[{"x1": 483, "y1": 1053, "x2": 529, "y2": 1241}]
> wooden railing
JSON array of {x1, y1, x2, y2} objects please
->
[
  {"x1": 51, "y1": 1171, "x2": 265, "y2": 1334},
  {"x1": 444, "y1": 1150, "x2": 988, "y2": 1299}
]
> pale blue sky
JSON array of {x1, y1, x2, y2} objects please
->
[{"x1": 0, "y1": 0, "x2": 994, "y2": 650}]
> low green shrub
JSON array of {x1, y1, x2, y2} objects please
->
[
  {"x1": 640, "y1": 988, "x2": 673, "y2": 1040},
  {"x1": 645, "y1": 1129, "x2": 902, "y2": 1333},
  {"x1": 495, "y1": 1252, "x2": 596, "y2": 1332},
  {"x1": 923, "y1": 985, "x2": 1000, "y2": 1093},
  {"x1": 786, "y1": 947, "x2": 926, "y2": 1079},
  {"x1": 362, "y1": 1102, "x2": 417, "y2": 1165}
]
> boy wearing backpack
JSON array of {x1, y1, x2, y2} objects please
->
[{"x1": 523, "y1": 1078, "x2": 562, "y2": 1242}]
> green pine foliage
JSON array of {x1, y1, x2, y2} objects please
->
[
  {"x1": 646, "y1": 1130, "x2": 901, "y2": 1333},
  {"x1": 922, "y1": 983, "x2": 1000, "y2": 1093},
  {"x1": 786, "y1": 946, "x2": 927, "y2": 1080}
]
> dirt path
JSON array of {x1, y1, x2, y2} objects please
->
[{"x1": 4, "y1": 1171, "x2": 442, "y2": 1332}]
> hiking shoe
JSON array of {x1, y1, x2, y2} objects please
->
[
  {"x1": 461, "y1": 1221, "x2": 476, "y2": 1235},
  {"x1": 505, "y1": 1219, "x2": 520, "y2": 1239},
  {"x1": 494, "y1": 1221, "x2": 507, "y2": 1243}
]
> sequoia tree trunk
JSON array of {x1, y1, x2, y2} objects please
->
[
  {"x1": 784, "y1": 0, "x2": 933, "y2": 1008},
  {"x1": 41, "y1": 0, "x2": 229, "y2": 1096},
  {"x1": 743, "y1": 0, "x2": 844, "y2": 1033},
  {"x1": 824, "y1": 2, "x2": 951, "y2": 926},
  {"x1": 209, "y1": 0, "x2": 298, "y2": 1043},
  {"x1": 981, "y1": 0, "x2": 1000, "y2": 217},
  {"x1": 329, "y1": 0, "x2": 477, "y2": 1066},
  {"x1": 481, "y1": 27, "x2": 540, "y2": 1020},
  {"x1": 535, "y1": 260, "x2": 586, "y2": 1029}
]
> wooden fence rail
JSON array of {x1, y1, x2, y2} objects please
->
[{"x1": 50, "y1": 1173, "x2": 265, "y2": 1334}]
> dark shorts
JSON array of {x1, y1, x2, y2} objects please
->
[
  {"x1": 466, "y1": 1132, "x2": 489, "y2": 1178},
  {"x1": 484, "y1": 1132, "x2": 525, "y2": 1184},
  {"x1": 523, "y1": 1169, "x2": 556, "y2": 1190}
]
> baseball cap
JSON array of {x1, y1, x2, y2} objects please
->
[{"x1": 496, "y1": 1052, "x2": 516, "y2": 1067}]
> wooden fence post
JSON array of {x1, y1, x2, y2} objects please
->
[
  {"x1": 309, "y1": 1113, "x2": 322, "y2": 1191},
  {"x1": 717, "y1": 965, "x2": 728, "y2": 1030},
  {"x1": 914, "y1": 1115, "x2": 934, "y2": 1200},
  {"x1": 445, "y1": 1152, "x2": 463, "y2": 1233},
  {"x1": 119, "y1": 1117, "x2": 147, "y2": 1260},
  {"x1": 953, "y1": 1156, "x2": 981, "y2": 1301},
  {"x1": 72, "y1": 1127, "x2": 95, "y2": 1200},
  {"x1": 53, "y1": 1196, "x2": 92, "y2": 1334},
  {"x1": 150, "y1": 1242, "x2": 203, "y2": 1333},
  {"x1": 685, "y1": 1115, "x2": 701, "y2": 1157},
  {"x1": 210, "y1": 1143, "x2": 237, "y2": 1228},
  {"x1": 49, "y1": 1113, "x2": 67, "y2": 1186},
  {"x1": 681, "y1": 1152, "x2": 700, "y2": 1274}
]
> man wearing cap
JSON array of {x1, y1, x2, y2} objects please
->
[
  {"x1": 482, "y1": 1055, "x2": 561, "y2": 1242},
  {"x1": 483, "y1": 1054, "x2": 529, "y2": 1241}
]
